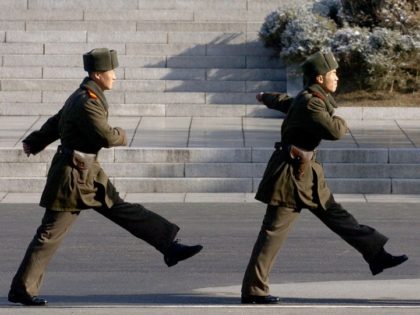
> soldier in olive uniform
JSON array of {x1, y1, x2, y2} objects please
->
[
  {"x1": 8, "y1": 48, "x2": 202, "y2": 306},
  {"x1": 241, "y1": 51, "x2": 408, "y2": 304}
]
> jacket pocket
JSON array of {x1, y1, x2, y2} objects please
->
[{"x1": 71, "y1": 150, "x2": 96, "y2": 184}]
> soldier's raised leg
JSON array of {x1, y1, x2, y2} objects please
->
[
  {"x1": 311, "y1": 196, "x2": 407, "y2": 275},
  {"x1": 94, "y1": 199, "x2": 202, "y2": 267}
]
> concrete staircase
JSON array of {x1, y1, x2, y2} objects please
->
[
  {"x1": 0, "y1": 0, "x2": 291, "y2": 117},
  {"x1": 2, "y1": 146, "x2": 420, "y2": 194},
  {"x1": 1, "y1": 0, "x2": 420, "y2": 195}
]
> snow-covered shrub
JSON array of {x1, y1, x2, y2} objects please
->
[{"x1": 260, "y1": 0, "x2": 420, "y2": 92}]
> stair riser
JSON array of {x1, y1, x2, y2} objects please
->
[
  {"x1": 2, "y1": 162, "x2": 420, "y2": 179},
  {"x1": 1, "y1": 178, "x2": 419, "y2": 194},
  {"x1": 2, "y1": 148, "x2": 420, "y2": 163}
]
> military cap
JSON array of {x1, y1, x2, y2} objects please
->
[
  {"x1": 302, "y1": 51, "x2": 338, "y2": 78},
  {"x1": 83, "y1": 48, "x2": 119, "y2": 72}
]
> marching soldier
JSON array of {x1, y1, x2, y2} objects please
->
[
  {"x1": 241, "y1": 51, "x2": 408, "y2": 304},
  {"x1": 8, "y1": 48, "x2": 203, "y2": 306}
]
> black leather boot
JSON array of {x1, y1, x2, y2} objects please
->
[
  {"x1": 369, "y1": 248, "x2": 408, "y2": 276},
  {"x1": 241, "y1": 294, "x2": 280, "y2": 304},
  {"x1": 164, "y1": 240, "x2": 203, "y2": 267},
  {"x1": 8, "y1": 290, "x2": 48, "y2": 306}
]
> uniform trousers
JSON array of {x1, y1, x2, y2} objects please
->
[
  {"x1": 241, "y1": 197, "x2": 388, "y2": 296},
  {"x1": 10, "y1": 199, "x2": 180, "y2": 297}
]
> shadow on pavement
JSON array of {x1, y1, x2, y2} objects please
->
[
  {"x1": 1, "y1": 295, "x2": 420, "y2": 306},
  {"x1": 0, "y1": 294, "x2": 238, "y2": 306}
]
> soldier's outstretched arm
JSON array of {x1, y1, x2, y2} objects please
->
[
  {"x1": 22, "y1": 109, "x2": 63, "y2": 155},
  {"x1": 257, "y1": 92, "x2": 294, "y2": 114}
]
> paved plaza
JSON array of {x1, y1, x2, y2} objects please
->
[{"x1": 0, "y1": 202, "x2": 419, "y2": 314}]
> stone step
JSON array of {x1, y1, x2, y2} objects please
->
[
  {"x1": 0, "y1": 0, "x2": 305, "y2": 11},
  {"x1": 3, "y1": 102, "x2": 420, "y2": 120},
  {"x1": 0, "y1": 91, "x2": 261, "y2": 105},
  {"x1": 2, "y1": 161, "x2": 420, "y2": 179},
  {"x1": 0, "y1": 177, "x2": 250, "y2": 193},
  {"x1": 0, "y1": 9, "x2": 275, "y2": 23},
  {"x1": 0, "y1": 177, "x2": 419, "y2": 194},
  {"x1": 7, "y1": 30, "x2": 171, "y2": 44},
  {"x1": 0, "y1": 9, "x2": 84, "y2": 21},
  {"x1": 136, "y1": 92, "x2": 261, "y2": 104},
  {"x1": 124, "y1": 68, "x2": 285, "y2": 81},
  {"x1": 2, "y1": 54, "x2": 283, "y2": 68},
  {"x1": 2, "y1": 148, "x2": 420, "y2": 163},
  {"x1": 0, "y1": 66, "x2": 286, "y2": 81},
  {"x1": 43, "y1": 42, "x2": 272, "y2": 57},
  {"x1": 0, "y1": 79, "x2": 286, "y2": 93},
  {"x1": 26, "y1": 21, "x2": 251, "y2": 33},
  {"x1": 1, "y1": 116, "x2": 419, "y2": 148},
  {"x1": 2, "y1": 30, "x2": 273, "y2": 56},
  {"x1": 1, "y1": 21, "x2": 263, "y2": 38},
  {"x1": 29, "y1": 1, "x2": 250, "y2": 11},
  {"x1": 0, "y1": 102, "x2": 282, "y2": 117},
  {"x1": 135, "y1": 0, "x2": 309, "y2": 11},
  {"x1": 1, "y1": 146, "x2": 419, "y2": 194}
]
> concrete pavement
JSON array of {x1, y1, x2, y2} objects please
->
[{"x1": 0, "y1": 202, "x2": 419, "y2": 314}]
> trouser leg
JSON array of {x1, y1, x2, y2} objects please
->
[
  {"x1": 310, "y1": 196, "x2": 388, "y2": 262},
  {"x1": 94, "y1": 199, "x2": 180, "y2": 254},
  {"x1": 242, "y1": 205, "x2": 299, "y2": 296},
  {"x1": 10, "y1": 209, "x2": 80, "y2": 297}
]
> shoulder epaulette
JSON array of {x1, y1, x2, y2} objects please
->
[
  {"x1": 87, "y1": 89, "x2": 98, "y2": 100},
  {"x1": 311, "y1": 91, "x2": 326, "y2": 102}
]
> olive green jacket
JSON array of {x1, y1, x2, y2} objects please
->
[
  {"x1": 23, "y1": 77, "x2": 127, "y2": 211},
  {"x1": 255, "y1": 84, "x2": 348, "y2": 209}
]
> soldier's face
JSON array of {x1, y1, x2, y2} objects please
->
[
  {"x1": 319, "y1": 69, "x2": 338, "y2": 93},
  {"x1": 95, "y1": 70, "x2": 116, "y2": 91}
]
